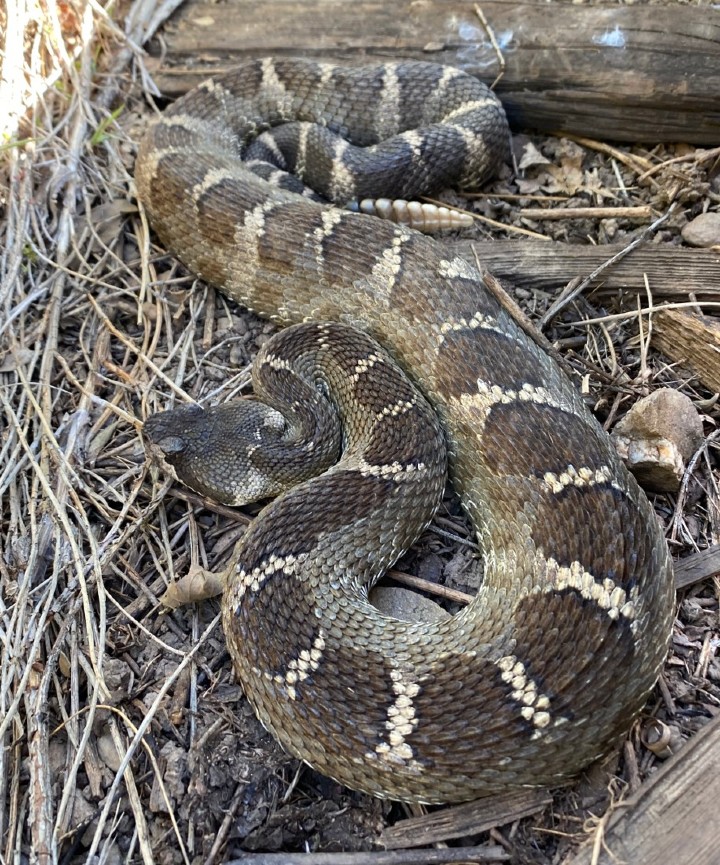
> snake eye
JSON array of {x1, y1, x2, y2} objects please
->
[{"x1": 155, "y1": 434, "x2": 187, "y2": 455}]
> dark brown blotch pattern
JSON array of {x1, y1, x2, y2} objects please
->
[
  {"x1": 525, "y1": 480, "x2": 638, "y2": 579},
  {"x1": 234, "y1": 568, "x2": 320, "y2": 684},
  {"x1": 278, "y1": 641, "x2": 407, "y2": 748},
  {"x1": 194, "y1": 175, "x2": 250, "y2": 248},
  {"x1": 403, "y1": 657, "x2": 537, "y2": 759},
  {"x1": 238, "y1": 470, "x2": 397, "y2": 573},
  {"x1": 257, "y1": 201, "x2": 326, "y2": 271},
  {"x1": 363, "y1": 406, "x2": 438, "y2": 469},
  {"x1": 438, "y1": 326, "x2": 545, "y2": 400},
  {"x1": 482, "y1": 401, "x2": 611, "y2": 480},
  {"x1": 509, "y1": 589, "x2": 641, "y2": 743},
  {"x1": 316, "y1": 211, "x2": 401, "y2": 280},
  {"x1": 349, "y1": 356, "x2": 416, "y2": 416}
]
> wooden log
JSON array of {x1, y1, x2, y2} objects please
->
[
  {"x1": 563, "y1": 712, "x2": 720, "y2": 865},
  {"x1": 150, "y1": 0, "x2": 720, "y2": 144},
  {"x1": 451, "y1": 240, "x2": 720, "y2": 300}
]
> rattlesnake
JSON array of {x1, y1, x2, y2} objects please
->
[{"x1": 136, "y1": 58, "x2": 674, "y2": 803}]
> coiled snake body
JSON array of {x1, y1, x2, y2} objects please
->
[{"x1": 137, "y1": 58, "x2": 674, "y2": 803}]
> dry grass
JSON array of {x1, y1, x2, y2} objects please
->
[
  {"x1": 1, "y1": 1, "x2": 719, "y2": 864},
  {"x1": 0, "y1": 1, "x2": 205, "y2": 860}
]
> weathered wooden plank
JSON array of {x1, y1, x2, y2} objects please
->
[
  {"x1": 563, "y1": 712, "x2": 720, "y2": 865},
  {"x1": 674, "y1": 545, "x2": 720, "y2": 590},
  {"x1": 379, "y1": 788, "x2": 551, "y2": 849},
  {"x1": 451, "y1": 240, "x2": 720, "y2": 300},
  {"x1": 150, "y1": 0, "x2": 720, "y2": 144}
]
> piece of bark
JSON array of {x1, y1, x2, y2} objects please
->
[
  {"x1": 562, "y1": 713, "x2": 720, "y2": 865},
  {"x1": 379, "y1": 788, "x2": 551, "y2": 849},
  {"x1": 150, "y1": 0, "x2": 720, "y2": 144},
  {"x1": 652, "y1": 310, "x2": 720, "y2": 394},
  {"x1": 451, "y1": 241, "x2": 720, "y2": 301}
]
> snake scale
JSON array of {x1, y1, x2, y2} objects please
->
[{"x1": 136, "y1": 58, "x2": 674, "y2": 803}]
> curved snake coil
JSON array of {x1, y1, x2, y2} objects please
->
[{"x1": 136, "y1": 58, "x2": 674, "y2": 803}]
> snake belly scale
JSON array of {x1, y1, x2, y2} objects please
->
[{"x1": 136, "y1": 58, "x2": 674, "y2": 803}]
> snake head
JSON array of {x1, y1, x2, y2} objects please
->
[{"x1": 143, "y1": 400, "x2": 291, "y2": 506}]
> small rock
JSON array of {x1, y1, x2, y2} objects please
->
[
  {"x1": 150, "y1": 741, "x2": 187, "y2": 812},
  {"x1": 97, "y1": 727, "x2": 124, "y2": 772},
  {"x1": 681, "y1": 212, "x2": 720, "y2": 248},
  {"x1": 611, "y1": 388, "x2": 704, "y2": 492},
  {"x1": 370, "y1": 586, "x2": 449, "y2": 623}
]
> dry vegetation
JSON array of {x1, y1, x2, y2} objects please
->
[{"x1": 1, "y1": 1, "x2": 719, "y2": 863}]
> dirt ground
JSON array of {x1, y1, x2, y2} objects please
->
[{"x1": 1, "y1": 0, "x2": 719, "y2": 863}]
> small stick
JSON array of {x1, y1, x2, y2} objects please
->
[
  {"x1": 637, "y1": 145, "x2": 720, "y2": 182},
  {"x1": 517, "y1": 205, "x2": 652, "y2": 221},
  {"x1": 474, "y1": 4, "x2": 506, "y2": 90},
  {"x1": 538, "y1": 203, "x2": 679, "y2": 329},
  {"x1": 560, "y1": 134, "x2": 653, "y2": 174}
]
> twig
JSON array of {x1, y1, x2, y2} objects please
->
[
  {"x1": 517, "y1": 205, "x2": 652, "y2": 221},
  {"x1": 577, "y1": 300, "x2": 720, "y2": 328},
  {"x1": 560, "y1": 134, "x2": 653, "y2": 175},
  {"x1": 84, "y1": 615, "x2": 221, "y2": 862},
  {"x1": 474, "y1": 4, "x2": 506, "y2": 90},
  {"x1": 538, "y1": 203, "x2": 679, "y2": 329},
  {"x1": 637, "y1": 145, "x2": 720, "y2": 182}
]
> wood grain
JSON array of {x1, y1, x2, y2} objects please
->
[
  {"x1": 674, "y1": 545, "x2": 720, "y2": 590},
  {"x1": 653, "y1": 310, "x2": 720, "y2": 394},
  {"x1": 151, "y1": 0, "x2": 720, "y2": 144},
  {"x1": 563, "y1": 712, "x2": 720, "y2": 865},
  {"x1": 452, "y1": 240, "x2": 720, "y2": 300},
  {"x1": 380, "y1": 788, "x2": 550, "y2": 849}
]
